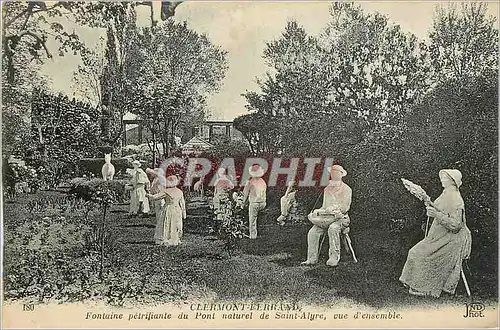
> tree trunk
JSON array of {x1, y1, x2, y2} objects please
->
[
  {"x1": 151, "y1": 130, "x2": 157, "y2": 168},
  {"x1": 98, "y1": 203, "x2": 108, "y2": 281}
]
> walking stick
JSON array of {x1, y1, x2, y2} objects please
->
[
  {"x1": 461, "y1": 268, "x2": 471, "y2": 297},
  {"x1": 344, "y1": 233, "x2": 358, "y2": 263}
]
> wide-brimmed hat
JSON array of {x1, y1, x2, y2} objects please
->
[
  {"x1": 132, "y1": 160, "x2": 141, "y2": 167},
  {"x1": 164, "y1": 175, "x2": 180, "y2": 188},
  {"x1": 248, "y1": 164, "x2": 265, "y2": 178},
  {"x1": 327, "y1": 164, "x2": 347, "y2": 177},
  {"x1": 439, "y1": 169, "x2": 462, "y2": 188}
]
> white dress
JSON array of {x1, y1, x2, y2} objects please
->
[
  {"x1": 150, "y1": 187, "x2": 186, "y2": 246},
  {"x1": 129, "y1": 168, "x2": 150, "y2": 215}
]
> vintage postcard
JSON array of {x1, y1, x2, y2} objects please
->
[{"x1": 1, "y1": 0, "x2": 498, "y2": 328}]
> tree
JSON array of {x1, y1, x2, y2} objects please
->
[
  {"x1": 70, "y1": 2, "x2": 188, "y2": 152},
  {"x1": 429, "y1": 2, "x2": 498, "y2": 82},
  {"x1": 240, "y1": 21, "x2": 326, "y2": 154},
  {"x1": 72, "y1": 43, "x2": 106, "y2": 105},
  {"x1": 129, "y1": 21, "x2": 228, "y2": 165},
  {"x1": 2, "y1": 1, "x2": 87, "y2": 83},
  {"x1": 27, "y1": 90, "x2": 101, "y2": 183},
  {"x1": 239, "y1": 4, "x2": 433, "y2": 155},
  {"x1": 2, "y1": 1, "x2": 88, "y2": 158},
  {"x1": 320, "y1": 3, "x2": 433, "y2": 127},
  {"x1": 2, "y1": 41, "x2": 48, "y2": 158}
]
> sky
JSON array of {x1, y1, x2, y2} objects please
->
[{"x1": 38, "y1": 1, "x2": 499, "y2": 121}]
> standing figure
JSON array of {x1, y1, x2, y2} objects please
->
[
  {"x1": 242, "y1": 164, "x2": 267, "y2": 239},
  {"x1": 399, "y1": 169, "x2": 472, "y2": 297},
  {"x1": 147, "y1": 175, "x2": 186, "y2": 246},
  {"x1": 213, "y1": 168, "x2": 235, "y2": 212},
  {"x1": 101, "y1": 153, "x2": 115, "y2": 181},
  {"x1": 193, "y1": 176, "x2": 205, "y2": 196},
  {"x1": 128, "y1": 160, "x2": 150, "y2": 216},
  {"x1": 302, "y1": 165, "x2": 352, "y2": 267},
  {"x1": 146, "y1": 167, "x2": 166, "y2": 224},
  {"x1": 276, "y1": 180, "x2": 297, "y2": 226}
]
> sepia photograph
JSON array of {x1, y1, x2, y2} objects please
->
[{"x1": 1, "y1": 0, "x2": 498, "y2": 328}]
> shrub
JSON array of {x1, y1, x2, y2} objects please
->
[
  {"x1": 22, "y1": 157, "x2": 70, "y2": 189},
  {"x1": 336, "y1": 74, "x2": 498, "y2": 274},
  {"x1": 3, "y1": 207, "x2": 95, "y2": 302},
  {"x1": 69, "y1": 177, "x2": 129, "y2": 203},
  {"x1": 2, "y1": 159, "x2": 41, "y2": 196},
  {"x1": 209, "y1": 191, "x2": 247, "y2": 257}
]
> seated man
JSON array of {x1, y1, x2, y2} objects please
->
[{"x1": 301, "y1": 164, "x2": 352, "y2": 267}]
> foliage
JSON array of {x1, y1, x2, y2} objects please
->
[
  {"x1": 429, "y1": 3, "x2": 498, "y2": 81},
  {"x1": 210, "y1": 135, "x2": 252, "y2": 159},
  {"x1": 2, "y1": 161, "x2": 39, "y2": 195},
  {"x1": 3, "y1": 190, "x2": 207, "y2": 306},
  {"x1": 2, "y1": 2, "x2": 87, "y2": 83},
  {"x1": 72, "y1": 44, "x2": 106, "y2": 105},
  {"x1": 2, "y1": 28, "x2": 48, "y2": 159},
  {"x1": 3, "y1": 200, "x2": 95, "y2": 302},
  {"x1": 67, "y1": 178, "x2": 122, "y2": 279},
  {"x1": 2, "y1": 103, "x2": 34, "y2": 158},
  {"x1": 68, "y1": 177, "x2": 126, "y2": 204},
  {"x1": 26, "y1": 90, "x2": 101, "y2": 184},
  {"x1": 239, "y1": 4, "x2": 434, "y2": 154},
  {"x1": 209, "y1": 192, "x2": 247, "y2": 257},
  {"x1": 128, "y1": 20, "x2": 228, "y2": 162}
]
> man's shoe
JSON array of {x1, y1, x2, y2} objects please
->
[
  {"x1": 408, "y1": 288, "x2": 426, "y2": 297},
  {"x1": 277, "y1": 215, "x2": 286, "y2": 226},
  {"x1": 300, "y1": 260, "x2": 317, "y2": 266}
]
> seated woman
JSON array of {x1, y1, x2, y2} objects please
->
[{"x1": 399, "y1": 169, "x2": 472, "y2": 297}]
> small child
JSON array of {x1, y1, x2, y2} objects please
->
[{"x1": 277, "y1": 180, "x2": 297, "y2": 226}]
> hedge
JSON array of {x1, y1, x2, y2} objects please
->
[{"x1": 68, "y1": 177, "x2": 130, "y2": 203}]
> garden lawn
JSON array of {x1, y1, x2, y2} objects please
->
[{"x1": 3, "y1": 191, "x2": 497, "y2": 309}]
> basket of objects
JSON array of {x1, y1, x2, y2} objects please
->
[{"x1": 308, "y1": 206, "x2": 344, "y2": 229}]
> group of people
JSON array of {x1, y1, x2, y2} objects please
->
[
  {"x1": 124, "y1": 159, "x2": 472, "y2": 299},
  {"x1": 125, "y1": 160, "x2": 186, "y2": 246}
]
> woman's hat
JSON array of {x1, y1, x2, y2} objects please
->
[
  {"x1": 217, "y1": 167, "x2": 227, "y2": 176},
  {"x1": 164, "y1": 175, "x2": 180, "y2": 188},
  {"x1": 327, "y1": 164, "x2": 347, "y2": 177},
  {"x1": 146, "y1": 168, "x2": 158, "y2": 176},
  {"x1": 132, "y1": 160, "x2": 141, "y2": 167},
  {"x1": 248, "y1": 164, "x2": 265, "y2": 178},
  {"x1": 439, "y1": 169, "x2": 462, "y2": 188}
]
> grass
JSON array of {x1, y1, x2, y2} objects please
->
[{"x1": 3, "y1": 190, "x2": 498, "y2": 309}]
